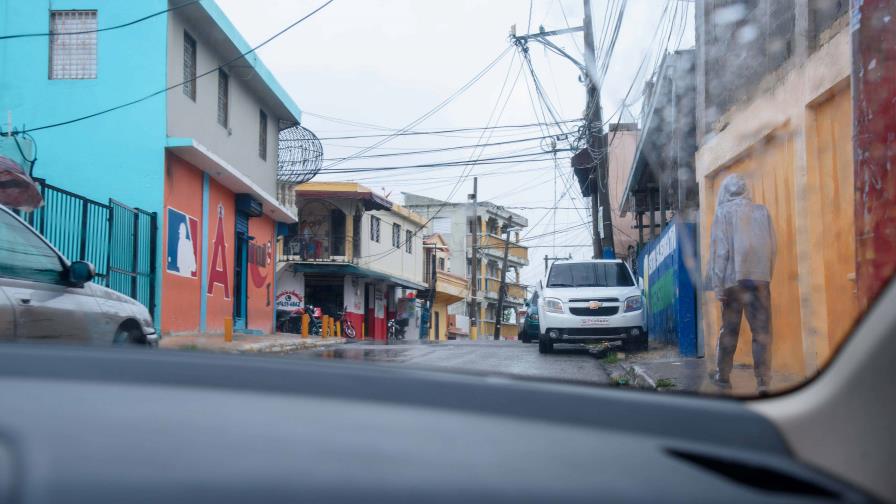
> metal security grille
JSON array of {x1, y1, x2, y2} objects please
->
[
  {"x1": 370, "y1": 216, "x2": 380, "y2": 242},
  {"x1": 217, "y1": 70, "x2": 229, "y2": 127},
  {"x1": 183, "y1": 32, "x2": 197, "y2": 100},
  {"x1": 49, "y1": 10, "x2": 97, "y2": 80},
  {"x1": 392, "y1": 223, "x2": 400, "y2": 248},
  {"x1": 18, "y1": 180, "x2": 158, "y2": 316}
]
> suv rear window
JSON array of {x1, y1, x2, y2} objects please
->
[{"x1": 547, "y1": 262, "x2": 634, "y2": 288}]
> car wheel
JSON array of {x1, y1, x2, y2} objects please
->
[
  {"x1": 114, "y1": 323, "x2": 144, "y2": 346},
  {"x1": 538, "y1": 338, "x2": 553, "y2": 354},
  {"x1": 623, "y1": 333, "x2": 649, "y2": 353}
]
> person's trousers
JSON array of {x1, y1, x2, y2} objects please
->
[{"x1": 716, "y1": 280, "x2": 773, "y2": 382}]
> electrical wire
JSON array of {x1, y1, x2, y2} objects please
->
[
  {"x1": 22, "y1": 0, "x2": 336, "y2": 133},
  {"x1": 352, "y1": 45, "x2": 521, "y2": 263},
  {"x1": 0, "y1": 0, "x2": 201, "y2": 40},
  {"x1": 322, "y1": 46, "x2": 512, "y2": 171},
  {"x1": 315, "y1": 150, "x2": 563, "y2": 176},
  {"x1": 312, "y1": 119, "x2": 582, "y2": 141},
  {"x1": 317, "y1": 132, "x2": 569, "y2": 162}
]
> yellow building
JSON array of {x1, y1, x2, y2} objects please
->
[
  {"x1": 403, "y1": 193, "x2": 530, "y2": 341},
  {"x1": 695, "y1": 2, "x2": 854, "y2": 377},
  {"x1": 423, "y1": 234, "x2": 469, "y2": 341}
]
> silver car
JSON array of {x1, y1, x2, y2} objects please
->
[{"x1": 0, "y1": 205, "x2": 158, "y2": 345}]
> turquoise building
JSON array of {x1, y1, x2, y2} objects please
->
[{"x1": 0, "y1": 0, "x2": 302, "y2": 334}]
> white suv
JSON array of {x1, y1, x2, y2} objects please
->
[{"x1": 536, "y1": 259, "x2": 646, "y2": 354}]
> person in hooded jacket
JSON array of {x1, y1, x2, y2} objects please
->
[{"x1": 708, "y1": 174, "x2": 777, "y2": 393}]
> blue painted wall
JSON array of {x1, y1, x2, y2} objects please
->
[
  {"x1": 637, "y1": 220, "x2": 699, "y2": 357},
  {"x1": 0, "y1": 0, "x2": 168, "y2": 213}
]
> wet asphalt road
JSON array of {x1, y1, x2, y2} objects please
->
[{"x1": 290, "y1": 339, "x2": 610, "y2": 385}]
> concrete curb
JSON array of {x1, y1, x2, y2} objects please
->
[
  {"x1": 591, "y1": 346, "x2": 660, "y2": 390},
  {"x1": 164, "y1": 336, "x2": 348, "y2": 354},
  {"x1": 231, "y1": 337, "x2": 348, "y2": 354},
  {"x1": 628, "y1": 363, "x2": 657, "y2": 389}
]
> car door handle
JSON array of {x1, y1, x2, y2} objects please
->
[{"x1": 18, "y1": 298, "x2": 31, "y2": 305}]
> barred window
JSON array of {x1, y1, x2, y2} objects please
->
[
  {"x1": 217, "y1": 70, "x2": 229, "y2": 128},
  {"x1": 392, "y1": 223, "x2": 401, "y2": 248},
  {"x1": 259, "y1": 109, "x2": 268, "y2": 160},
  {"x1": 405, "y1": 230, "x2": 413, "y2": 253},
  {"x1": 370, "y1": 216, "x2": 381, "y2": 243},
  {"x1": 49, "y1": 10, "x2": 97, "y2": 80},
  {"x1": 183, "y1": 32, "x2": 196, "y2": 100}
]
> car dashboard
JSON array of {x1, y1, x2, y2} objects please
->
[{"x1": 0, "y1": 344, "x2": 872, "y2": 503}]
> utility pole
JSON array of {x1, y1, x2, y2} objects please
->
[
  {"x1": 493, "y1": 216, "x2": 513, "y2": 340},
  {"x1": 420, "y1": 246, "x2": 438, "y2": 340},
  {"x1": 469, "y1": 177, "x2": 479, "y2": 340},
  {"x1": 510, "y1": 3, "x2": 615, "y2": 260},
  {"x1": 583, "y1": 0, "x2": 615, "y2": 259}
]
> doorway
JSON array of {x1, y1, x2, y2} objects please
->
[
  {"x1": 364, "y1": 283, "x2": 373, "y2": 339},
  {"x1": 233, "y1": 212, "x2": 249, "y2": 329}
]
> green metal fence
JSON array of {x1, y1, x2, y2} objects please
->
[{"x1": 18, "y1": 179, "x2": 157, "y2": 315}]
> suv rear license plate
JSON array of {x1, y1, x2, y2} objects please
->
[{"x1": 581, "y1": 318, "x2": 610, "y2": 327}]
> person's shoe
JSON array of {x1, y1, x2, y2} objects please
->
[
  {"x1": 757, "y1": 378, "x2": 771, "y2": 396},
  {"x1": 707, "y1": 371, "x2": 732, "y2": 389}
]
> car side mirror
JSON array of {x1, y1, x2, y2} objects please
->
[{"x1": 68, "y1": 261, "x2": 95, "y2": 286}]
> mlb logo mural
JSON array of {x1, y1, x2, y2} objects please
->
[{"x1": 167, "y1": 208, "x2": 199, "y2": 278}]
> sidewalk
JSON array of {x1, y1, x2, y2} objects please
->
[
  {"x1": 592, "y1": 344, "x2": 804, "y2": 396},
  {"x1": 160, "y1": 333, "x2": 348, "y2": 354}
]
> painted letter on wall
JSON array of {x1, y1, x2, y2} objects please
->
[{"x1": 207, "y1": 203, "x2": 231, "y2": 298}]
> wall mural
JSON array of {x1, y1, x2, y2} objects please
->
[
  {"x1": 207, "y1": 203, "x2": 231, "y2": 298},
  {"x1": 298, "y1": 202, "x2": 330, "y2": 259},
  {"x1": 166, "y1": 207, "x2": 199, "y2": 278},
  {"x1": 249, "y1": 239, "x2": 273, "y2": 307}
]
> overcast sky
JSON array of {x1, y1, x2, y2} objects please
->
[{"x1": 217, "y1": 0, "x2": 694, "y2": 286}]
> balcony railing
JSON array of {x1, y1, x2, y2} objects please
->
[
  {"x1": 481, "y1": 278, "x2": 526, "y2": 304},
  {"x1": 478, "y1": 234, "x2": 529, "y2": 265},
  {"x1": 280, "y1": 233, "x2": 356, "y2": 262}
]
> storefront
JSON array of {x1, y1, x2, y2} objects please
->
[
  {"x1": 161, "y1": 150, "x2": 293, "y2": 335},
  {"x1": 274, "y1": 263, "x2": 425, "y2": 340}
]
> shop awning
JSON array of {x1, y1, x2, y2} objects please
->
[{"x1": 286, "y1": 262, "x2": 427, "y2": 290}]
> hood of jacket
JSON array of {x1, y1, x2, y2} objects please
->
[{"x1": 716, "y1": 174, "x2": 751, "y2": 208}]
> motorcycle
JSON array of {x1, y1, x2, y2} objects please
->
[
  {"x1": 305, "y1": 305, "x2": 323, "y2": 336},
  {"x1": 338, "y1": 306, "x2": 357, "y2": 339},
  {"x1": 387, "y1": 318, "x2": 407, "y2": 341}
]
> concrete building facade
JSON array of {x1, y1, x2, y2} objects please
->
[{"x1": 695, "y1": 0, "x2": 853, "y2": 376}]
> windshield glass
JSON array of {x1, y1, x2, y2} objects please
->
[
  {"x1": 547, "y1": 262, "x2": 634, "y2": 288},
  {"x1": 0, "y1": 0, "x2": 893, "y2": 401}
]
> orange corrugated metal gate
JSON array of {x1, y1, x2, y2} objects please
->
[
  {"x1": 702, "y1": 133, "x2": 805, "y2": 376},
  {"x1": 807, "y1": 88, "x2": 857, "y2": 358}
]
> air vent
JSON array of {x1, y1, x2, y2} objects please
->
[{"x1": 667, "y1": 449, "x2": 839, "y2": 498}]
